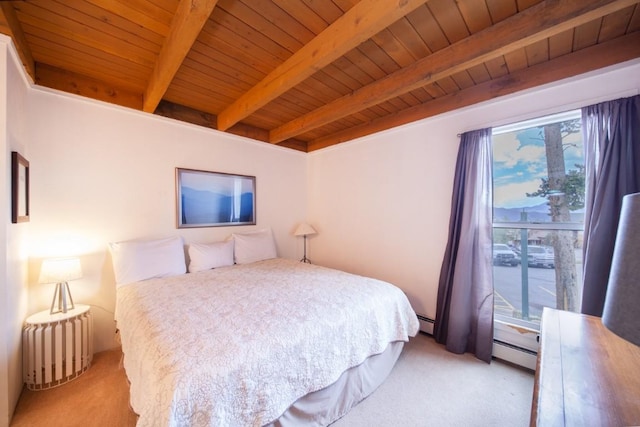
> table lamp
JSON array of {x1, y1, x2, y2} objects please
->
[
  {"x1": 602, "y1": 192, "x2": 640, "y2": 346},
  {"x1": 295, "y1": 223, "x2": 317, "y2": 263},
  {"x1": 39, "y1": 257, "x2": 82, "y2": 315}
]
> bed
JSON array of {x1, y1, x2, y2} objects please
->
[{"x1": 112, "y1": 233, "x2": 419, "y2": 426}]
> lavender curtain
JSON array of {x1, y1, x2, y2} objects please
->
[
  {"x1": 581, "y1": 95, "x2": 640, "y2": 316},
  {"x1": 434, "y1": 128, "x2": 494, "y2": 363}
]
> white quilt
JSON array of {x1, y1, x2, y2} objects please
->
[{"x1": 116, "y1": 258, "x2": 419, "y2": 426}]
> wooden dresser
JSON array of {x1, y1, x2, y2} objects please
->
[{"x1": 530, "y1": 308, "x2": 640, "y2": 426}]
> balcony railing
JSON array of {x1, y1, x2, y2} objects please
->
[{"x1": 493, "y1": 222, "x2": 583, "y2": 325}]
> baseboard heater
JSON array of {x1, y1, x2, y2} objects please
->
[
  {"x1": 416, "y1": 314, "x2": 537, "y2": 370},
  {"x1": 417, "y1": 314, "x2": 434, "y2": 335},
  {"x1": 493, "y1": 339, "x2": 537, "y2": 355}
]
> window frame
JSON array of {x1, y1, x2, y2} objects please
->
[{"x1": 490, "y1": 109, "x2": 586, "y2": 363}]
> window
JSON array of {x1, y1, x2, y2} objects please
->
[{"x1": 492, "y1": 110, "x2": 585, "y2": 330}]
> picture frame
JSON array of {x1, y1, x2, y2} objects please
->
[
  {"x1": 11, "y1": 151, "x2": 29, "y2": 223},
  {"x1": 176, "y1": 168, "x2": 256, "y2": 228}
]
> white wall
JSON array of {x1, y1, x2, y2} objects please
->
[
  {"x1": 25, "y1": 87, "x2": 308, "y2": 353},
  {"x1": 2, "y1": 29, "x2": 640, "y2": 424},
  {"x1": 0, "y1": 39, "x2": 9, "y2": 427},
  {"x1": 1, "y1": 38, "x2": 31, "y2": 427},
  {"x1": 307, "y1": 59, "x2": 640, "y2": 322}
]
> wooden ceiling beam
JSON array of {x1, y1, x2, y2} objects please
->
[
  {"x1": 142, "y1": 0, "x2": 218, "y2": 113},
  {"x1": 215, "y1": 0, "x2": 428, "y2": 132},
  {"x1": 0, "y1": 3, "x2": 35, "y2": 80},
  {"x1": 271, "y1": 0, "x2": 640, "y2": 144},
  {"x1": 154, "y1": 100, "x2": 308, "y2": 152},
  {"x1": 307, "y1": 30, "x2": 640, "y2": 151}
]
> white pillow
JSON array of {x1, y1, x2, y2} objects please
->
[
  {"x1": 188, "y1": 240, "x2": 234, "y2": 273},
  {"x1": 109, "y1": 236, "x2": 186, "y2": 286},
  {"x1": 232, "y1": 229, "x2": 277, "y2": 264}
]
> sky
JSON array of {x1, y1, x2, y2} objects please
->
[
  {"x1": 493, "y1": 120, "x2": 583, "y2": 209},
  {"x1": 179, "y1": 169, "x2": 255, "y2": 195}
]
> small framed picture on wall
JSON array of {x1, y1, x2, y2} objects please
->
[{"x1": 11, "y1": 151, "x2": 29, "y2": 223}]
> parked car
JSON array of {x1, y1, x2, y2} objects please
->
[
  {"x1": 492, "y1": 244, "x2": 520, "y2": 266},
  {"x1": 527, "y1": 245, "x2": 555, "y2": 268}
]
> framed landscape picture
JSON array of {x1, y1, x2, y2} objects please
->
[{"x1": 176, "y1": 168, "x2": 256, "y2": 228}]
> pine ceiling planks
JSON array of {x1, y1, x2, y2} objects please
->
[
  {"x1": 0, "y1": 2, "x2": 35, "y2": 79},
  {"x1": 142, "y1": 0, "x2": 219, "y2": 112},
  {"x1": 0, "y1": 0, "x2": 638, "y2": 152}
]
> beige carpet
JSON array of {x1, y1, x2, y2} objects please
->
[
  {"x1": 11, "y1": 348, "x2": 137, "y2": 427},
  {"x1": 11, "y1": 333, "x2": 533, "y2": 426},
  {"x1": 332, "y1": 333, "x2": 534, "y2": 426}
]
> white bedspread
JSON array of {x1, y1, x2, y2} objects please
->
[{"x1": 115, "y1": 258, "x2": 419, "y2": 426}]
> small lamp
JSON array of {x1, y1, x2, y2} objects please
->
[
  {"x1": 39, "y1": 257, "x2": 82, "y2": 315},
  {"x1": 294, "y1": 223, "x2": 317, "y2": 263},
  {"x1": 602, "y1": 192, "x2": 640, "y2": 346}
]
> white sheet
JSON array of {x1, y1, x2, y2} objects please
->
[{"x1": 115, "y1": 258, "x2": 419, "y2": 426}]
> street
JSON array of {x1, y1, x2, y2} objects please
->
[{"x1": 493, "y1": 263, "x2": 583, "y2": 323}]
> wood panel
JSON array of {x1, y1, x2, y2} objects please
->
[
  {"x1": 272, "y1": 0, "x2": 639, "y2": 144},
  {"x1": 59, "y1": 1, "x2": 167, "y2": 46},
  {"x1": 0, "y1": 2, "x2": 35, "y2": 79},
  {"x1": 504, "y1": 48, "x2": 529, "y2": 72},
  {"x1": 573, "y1": 18, "x2": 603, "y2": 49},
  {"x1": 406, "y1": 5, "x2": 450, "y2": 52},
  {"x1": 94, "y1": 0, "x2": 177, "y2": 28},
  {"x1": 40, "y1": 0, "x2": 164, "y2": 53},
  {"x1": 216, "y1": 0, "x2": 427, "y2": 131},
  {"x1": 599, "y1": 5, "x2": 636, "y2": 40},
  {"x1": 142, "y1": 0, "x2": 218, "y2": 112},
  {"x1": 457, "y1": 0, "x2": 493, "y2": 33},
  {"x1": 273, "y1": 0, "x2": 329, "y2": 35},
  {"x1": 26, "y1": 31, "x2": 149, "y2": 92},
  {"x1": 153, "y1": 100, "x2": 308, "y2": 152},
  {"x1": 630, "y1": 5, "x2": 640, "y2": 30},
  {"x1": 428, "y1": 0, "x2": 470, "y2": 44},
  {"x1": 531, "y1": 308, "x2": 640, "y2": 426},
  {"x1": 23, "y1": 22, "x2": 152, "y2": 76},
  {"x1": 35, "y1": 63, "x2": 143, "y2": 109},
  {"x1": 308, "y1": 30, "x2": 640, "y2": 150},
  {"x1": 548, "y1": 29, "x2": 574, "y2": 59},
  {"x1": 486, "y1": 0, "x2": 519, "y2": 23},
  {"x1": 0, "y1": 0, "x2": 638, "y2": 151},
  {"x1": 466, "y1": 63, "x2": 492, "y2": 84},
  {"x1": 84, "y1": 0, "x2": 175, "y2": 37},
  {"x1": 14, "y1": 2, "x2": 158, "y2": 68},
  {"x1": 484, "y1": 56, "x2": 509, "y2": 79},
  {"x1": 525, "y1": 39, "x2": 549, "y2": 66}
]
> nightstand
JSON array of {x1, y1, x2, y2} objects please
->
[{"x1": 23, "y1": 304, "x2": 93, "y2": 390}]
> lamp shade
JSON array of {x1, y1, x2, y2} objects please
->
[
  {"x1": 39, "y1": 257, "x2": 83, "y2": 284},
  {"x1": 602, "y1": 192, "x2": 640, "y2": 346},
  {"x1": 294, "y1": 223, "x2": 317, "y2": 237}
]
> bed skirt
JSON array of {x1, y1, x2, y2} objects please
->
[{"x1": 269, "y1": 340, "x2": 405, "y2": 426}]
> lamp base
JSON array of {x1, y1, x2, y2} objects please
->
[
  {"x1": 300, "y1": 235, "x2": 312, "y2": 263},
  {"x1": 50, "y1": 281, "x2": 75, "y2": 315}
]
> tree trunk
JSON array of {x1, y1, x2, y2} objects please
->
[{"x1": 543, "y1": 124, "x2": 579, "y2": 311}]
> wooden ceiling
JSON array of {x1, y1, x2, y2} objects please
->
[{"x1": 1, "y1": 0, "x2": 639, "y2": 152}]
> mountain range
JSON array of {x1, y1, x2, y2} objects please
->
[
  {"x1": 181, "y1": 187, "x2": 254, "y2": 225},
  {"x1": 494, "y1": 203, "x2": 584, "y2": 223}
]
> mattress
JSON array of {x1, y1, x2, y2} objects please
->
[{"x1": 115, "y1": 258, "x2": 419, "y2": 426}]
